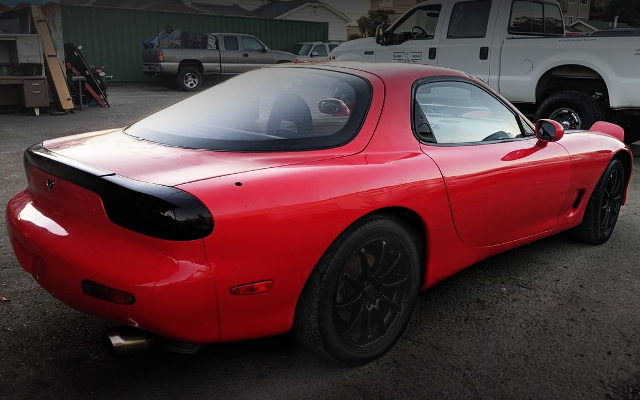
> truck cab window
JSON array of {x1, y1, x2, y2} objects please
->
[
  {"x1": 224, "y1": 35, "x2": 239, "y2": 51},
  {"x1": 241, "y1": 36, "x2": 264, "y2": 51},
  {"x1": 543, "y1": 4, "x2": 564, "y2": 34},
  {"x1": 447, "y1": 0, "x2": 491, "y2": 39},
  {"x1": 391, "y1": 5, "x2": 442, "y2": 43},
  {"x1": 509, "y1": 0, "x2": 564, "y2": 35},
  {"x1": 311, "y1": 44, "x2": 328, "y2": 57}
]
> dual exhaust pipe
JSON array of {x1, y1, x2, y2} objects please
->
[{"x1": 104, "y1": 326, "x2": 200, "y2": 356}]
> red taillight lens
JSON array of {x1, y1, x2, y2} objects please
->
[
  {"x1": 230, "y1": 280, "x2": 273, "y2": 295},
  {"x1": 157, "y1": 49, "x2": 164, "y2": 62},
  {"x1": 82, "y1": 280, "x2": 136, "y2": 305}
]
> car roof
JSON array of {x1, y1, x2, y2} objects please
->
[{"x1": 280, "y1": 61, "x2": 470, "y2": 82}]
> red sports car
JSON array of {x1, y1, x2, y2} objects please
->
[{"x1": 7, "y1": 63, "x2": 632, "y2": 364}]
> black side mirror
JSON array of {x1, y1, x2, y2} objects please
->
[
  {"x1": 310, "y1": 51, "x2": 319, "y2": 57},
  {"x1": 535, "y1": 119, "x2": 565, "y2": 142},
  {"x1": 375, "y1": 24, "x2": 390, "y2": 45}
]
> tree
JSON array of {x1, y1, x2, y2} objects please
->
[
  {"x1": 357, "y1": 9, "x2": 391, "y2": 37},
  {"x1": 603, "y1": 0, "x2": 640, "y2": 26}
]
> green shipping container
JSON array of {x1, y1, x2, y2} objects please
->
[{"x1": 60, "y1": 5, "x2": 328, "y2": 82}]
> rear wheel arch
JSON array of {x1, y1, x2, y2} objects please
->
[
  {"x1": 536, "y1": 64, "x2": 609, "y2": 105},
  {"x1": 294, "y1": 206, "x2": 429, "y2": 309},
  {"x1": 178, "y1": 59, "x2": 204, "y2": 72},
  {"x1": 333, "y1": 207, "x2": 427, "y2": 285},
  {"x1": 292, "y1": 206, "x2": 427, "y2": 363}
]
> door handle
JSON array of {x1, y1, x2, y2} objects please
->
[
  {"x1": 243, "y1": 53, "x2": 249, "y2": 57},
  {"x1": 479, "y1": 47, "x2": 489, "y2": 60},
  {"x1": 428, "y1": 47, "x2": 437, "y2": 60}
]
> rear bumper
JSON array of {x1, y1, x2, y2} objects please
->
[{"x1": 6, "y1": 187, "x2": 220, "y2": 343}]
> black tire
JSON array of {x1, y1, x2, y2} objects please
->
[
  {"x1": 571, "y1": 159, "x2": 626, "y2": 245},
  {"x1": 294, "y1": 216, "x2": 421, "y2": 365},
  {"x1": 176, "y1": 66, "x2": 203, "y2": 92},
  {"x1": 535, "y1": 90, "x2": 605, "y2": 130}
]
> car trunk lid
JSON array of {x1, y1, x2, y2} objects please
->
[{"x1": 42, "y1": 129, "x2": 351, "y2": 187}]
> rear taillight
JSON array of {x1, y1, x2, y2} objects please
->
[
  {"x1": 24, "y1": 144, "x2": 214, "y2": 241},
  {"x1": 157, "y1": 49, "x2": 164, "y2": 62}
]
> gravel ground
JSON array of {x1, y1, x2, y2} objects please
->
[{"x1": 0, "y1": 84, "x2": 639, "y2": 400}]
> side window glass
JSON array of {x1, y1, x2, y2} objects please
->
[
  {"x1": 328, "y1": 43, "x2": 339, "y2": 52},
  {"x1": 447, "y1": 0, "x2": 491, "y2": 39},
  {"x1": 415, "y1": 81, "x2": 524, "y2": 144},
  {"x1": 391, "y1": 5, "x2": 442, "y2": 41},
  {"x1": 241, "y1": 36, "x2": 264, "y2": 51},
  {"x1": 224, "y1": 35, "x2": 239, "y2": 51},
  {"x1": 311, "y1": 44, "x2": 328, "y2": 57},
  {"x1": 509, "y1": 0, "x2": 563, "y2": 35},
  {"x1": 543, "y1": 4, "x2": 564, "y2": 34}
]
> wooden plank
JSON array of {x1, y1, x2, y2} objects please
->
[{"x1": 31, "y1": 6, "x2": 74, "y2": 111}]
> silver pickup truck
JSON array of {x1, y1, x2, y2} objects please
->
[{"x1": 143, "y1": 32, "x2": 296, "y2": 91}]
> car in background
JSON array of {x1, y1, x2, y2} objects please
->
[
  {"x1": 331, "y1": 0, "x2": 640, "y2": 143},
  {"x1": 143, "y1": 31, "x2": 296, "y2": 91},
  {"x1": 296, "y1": 41, "x2": 342, "y2": 61}
]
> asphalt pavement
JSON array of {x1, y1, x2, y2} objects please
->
[{"x1": 1, "y1": 84, "x2": 639, "y2": 400}]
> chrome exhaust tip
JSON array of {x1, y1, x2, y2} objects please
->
[{"x1": 104, "y1": 326, "x2": 155, "y2": 357}]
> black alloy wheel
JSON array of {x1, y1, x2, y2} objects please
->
[
  {"x1": 333, "y1": 238, "x2": 410, "y2": 348},
  {"x1": 599, "y1": 163, "x2": 624, "y2": 237},
  {"x1": 571, "y1": 158, "x2": 626, "y2": 245},
  {"x1": 294, "y1": 217, "x2": 421, "y2": 365}
]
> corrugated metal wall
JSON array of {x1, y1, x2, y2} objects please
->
[{"x1": 60, "y1": 5, "x2": 328, "y2": 82}]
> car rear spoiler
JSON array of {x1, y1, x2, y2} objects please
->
[{"x1": 24, "y1": 144, "x2": 214, "y2": 241}]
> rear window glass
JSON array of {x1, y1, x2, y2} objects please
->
[
  {"x1": 509, "y1": 0, "x2": 564, "y2": 35},
  {"x1": 125, "y1": 68, "x2": 372, "y2": 152}
]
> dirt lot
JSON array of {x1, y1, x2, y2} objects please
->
[{"x1": 1, "y1": 84, "x2": 639, "y2": 400}]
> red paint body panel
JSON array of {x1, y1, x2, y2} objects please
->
[
  {"x1": 6, "y1": 62, "x2": 632, "y2": 344},
  {"x1": 7, "y1": 167, "x2": 219, "y2": 343},
  {"x1": 422, "y1": 140, "x2": 572, "y2": 246}
]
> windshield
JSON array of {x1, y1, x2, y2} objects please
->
[
  {"x1": 125, "y1": 68, "x2": 372, "y2": 152},
  {"x1": 298, "y1": 44, "x2": 313, "y2": 56}
]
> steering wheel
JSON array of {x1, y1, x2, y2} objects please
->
[
  {"x1": 412, "y1": 26, "x2": 429, "y2": 38},
  {"x1": 482, "y1": 131, "x2": 512, "y2": 141}
]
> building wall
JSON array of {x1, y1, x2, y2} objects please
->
[
  {"x1": 371, "y1": 0, "x2": 418, "y2": 22},
  {"x1": 560, "y1": 0, "x2": 591, "y2": 25},
  {"x1": 277, "y1": 5, "x2": 347, "y2": 40},
  {"x1": 60, "y1": 5, "x2": 328, "y2": 81},
  {"x1": 322, "y1": 0, "x2": 369, "y2": 27},
  {"x1": 183, "y1": 0, "x2": 268, "y2": 11}
]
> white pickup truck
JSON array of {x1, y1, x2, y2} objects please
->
[{"x1": 331, "y1": 0, "x2": 640, "y2": 143}]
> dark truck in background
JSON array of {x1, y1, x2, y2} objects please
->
[{"x1": 143, "y1": 30, "x2": 297, "y2": 91}]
